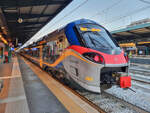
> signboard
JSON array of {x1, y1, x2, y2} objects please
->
[{"x1": 126, "y1": 47, "x2": 136, "y2": 50}]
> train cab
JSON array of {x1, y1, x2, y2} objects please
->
[{"x1": 64, "y1": 19, "x2": 131, "y2": 92}]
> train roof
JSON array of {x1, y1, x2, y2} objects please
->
[
  {"x1": 23, "y1": 19, "x2": 101, "y2": 48},
  {"x1": 65, "y1": 19, "x2": 99, "y2": 27}
]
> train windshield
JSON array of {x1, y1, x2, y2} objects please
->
[{"x1": 75, "y1": 24, "x2": 119, "y2": 53}]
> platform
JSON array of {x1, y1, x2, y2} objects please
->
[
  {"x1": 130, "y1": 57, "x2": 150, "y2": 65},
  {"x1": 0, "y1": 57, "x2": 29, "y2": 113},
  {"x1": 0, "y1": 56, "x2": 99, "y2": 113}
]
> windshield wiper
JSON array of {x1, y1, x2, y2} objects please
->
[
  {"x1": 81, "y1": 31, "x2": 92, "y2": 34},
  {"x1": 94, "y1": 32, "x2": 113, "y2": 49},
  {"x1": 88, "y1": 34, "x2": 97, "y2": 47}
]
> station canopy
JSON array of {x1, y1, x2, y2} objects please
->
[
  {"x1": 0, "y1": 0, "x2": 72, "y2": 47},
  {"x1": 111, "y1": 22, "x2": 150, "y2": 43}
]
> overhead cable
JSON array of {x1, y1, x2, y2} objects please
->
[
  {"x1": 104, "y1": 5, "x2": 150, "y2": 25},
  {"x1": 139, "y1": 0, "x2": 150, "y2": 4},
  {"x1": 90, "y1": 0, "x2": 123, "y2": 18}
]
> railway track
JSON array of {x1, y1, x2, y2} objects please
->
[
  {"x1": 130, "y1": 73, "x2": 150, "y2": 83},
  {"x1": 130, "y1": 63, "x2": 150, "y2": 68},
  {"x1": 101, "y1": 90, "x2": 149, "y2": 113},
  {"x1": 132, "y1": 78, "x2": 150, "y2": 84},
  {"x1": 130, "y1": 72, "x2": 150, "y2": 84},
  {"x1": 130, "y1": 70, "x2": 150, "y2": 76},
  {"x1": 75, "y1": 88, "x2": 149, "y2": 113},
  {"x1": 130, "y1": 63, "x2": 150, "y2": 73},
  {"x1": 132, "y1": 81, "x2": 150, "y2": 94},
  {"x1": 129, "y1": 64, "x2": 150, "y2": 84},
  {"x1": 130, "y1": 68, "x2": 150, "y2": 73}
]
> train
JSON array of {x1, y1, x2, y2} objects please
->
[{"x1": 20, "y1": 19, "x2": 131, "y2": 93}]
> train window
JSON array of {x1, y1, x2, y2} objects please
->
[
  {"x1": 32, "y1": 48, "x2": 40, "y2": 58},
  {"x1": 43, "y1": 45, "x2": 54, "y2": 63},
  {"x1": 43, "y1": 41, "x2": 58, "y2": 63},
  {"x1": 73, "y1": 27, "x2": 86, "y2": 47},
  {"x1": 64, "y1": 38, "x2": 70, "y2": 49},
  {"x1": 28, "y1": 49, "x2": 32, "y2": 56},
  {"x1": 42, "y1": 35, "x2": 69, "y2": 64},
  {"x1": 57, "y1": 36, "x2": 69, "y2": 53},
  {"x1": 75, "y1": 24, "x2": 120, "y2": 52},
  {"x1": 59, "y1": 38, "x2": 63, "y2": 42}
]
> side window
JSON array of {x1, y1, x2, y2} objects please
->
[
  {"x1": 43, "y1": 42, "x2": 56, "y2": 63},
  {"x1": 30, "y1": 48, "x2": 40, "y2": 58},
  {"x1": 42, "y1": 35, "x2": 70, "y2": 64},
  {"x1": 33, "y1": 48, "x2": 40, "y2": 58},
  {"x1": 64, "y1": 37, "x2": 70, "y2": 49},
  {"x1": 28, "y1": 49, "x2": 32, "y2": 56},
  {"x1": 57, "y1": 36, "x2": 70, "y2": 52},
  {"x1": 57, "y1": 37, "x2": 64, "y2": 55}
]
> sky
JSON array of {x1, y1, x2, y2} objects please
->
[{"x1": 21, "y1": 0, "x2": 150, "y2": 48}]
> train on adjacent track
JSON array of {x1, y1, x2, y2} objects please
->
[{"x1": 20, "y1": 19, "x2": 131, "y2": 93}]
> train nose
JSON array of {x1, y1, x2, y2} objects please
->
[{"x1": 102, "y1": 54, "x2": 127, "y2": 65}]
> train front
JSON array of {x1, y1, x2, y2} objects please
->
[{"x1": 65, "y1": 19, "x2": 131, "y2": 93}]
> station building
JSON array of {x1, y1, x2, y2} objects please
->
[{"x1": 111, "y1": 18, "x2": 150, "y2": 56}]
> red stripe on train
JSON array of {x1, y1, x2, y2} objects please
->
[{"x1": 67, "y1": 45, "x2": 127, "y2": 64}]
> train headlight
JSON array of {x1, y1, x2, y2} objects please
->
[{"x1": 82, "y1": 52, "x2": 104, "y2": 64}]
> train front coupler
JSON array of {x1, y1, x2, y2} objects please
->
[{"x1": 115, "y1": 72, "x2": 131, "y2": 88}]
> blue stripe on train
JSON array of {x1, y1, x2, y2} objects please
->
[
  {"x1": 64, "y1": 19, "x2": 99, "y2": 46},
  {"x1": 55, "y1": 62, "x2": 63, "y2": 69},
  {"x1": 65, "y1": 22, "x2": 80, "y2": 46}
]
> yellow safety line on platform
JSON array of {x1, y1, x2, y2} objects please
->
[
  {"x1": 0, "y1": 75, "x2": 20, "y2": 80},
  {"x1": 11, "y1": 57, "x2": 21, "y2": 76},
  {"x1": 21, "y1": 56, "x2": 98, "y2": 113}
]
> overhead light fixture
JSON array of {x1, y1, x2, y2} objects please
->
[
  {"x1": 18, "y1": 18, "x2": 23, "y2": 23},
  {"x1": 0, "y1": 35, "x2": 8, "y2": 44},
  {"x1": 1, "y1": 27, "x2": 5, "y2": 29}
]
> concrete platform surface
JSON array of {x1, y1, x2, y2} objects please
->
[
  {"x1": 0, "y1": 57, "x2": 30, "y2": 113},
  {"x1": 0, "y1": 63, "x2": 13, "y2": 77},
  {"x1": 18, "y1": 56, "x2": 69, "y2": 113}
]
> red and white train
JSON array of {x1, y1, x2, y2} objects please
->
[{"x1": 21, "y1": 19, "x2": 131, "y2": 93}]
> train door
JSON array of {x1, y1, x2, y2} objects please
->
[{"x1": 62, "y1": 36, "x2": 80, "y2": 79}]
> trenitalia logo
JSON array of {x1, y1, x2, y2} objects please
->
[{"x1": 114, "y1": 58, "x2": 118, "y2": 62}]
